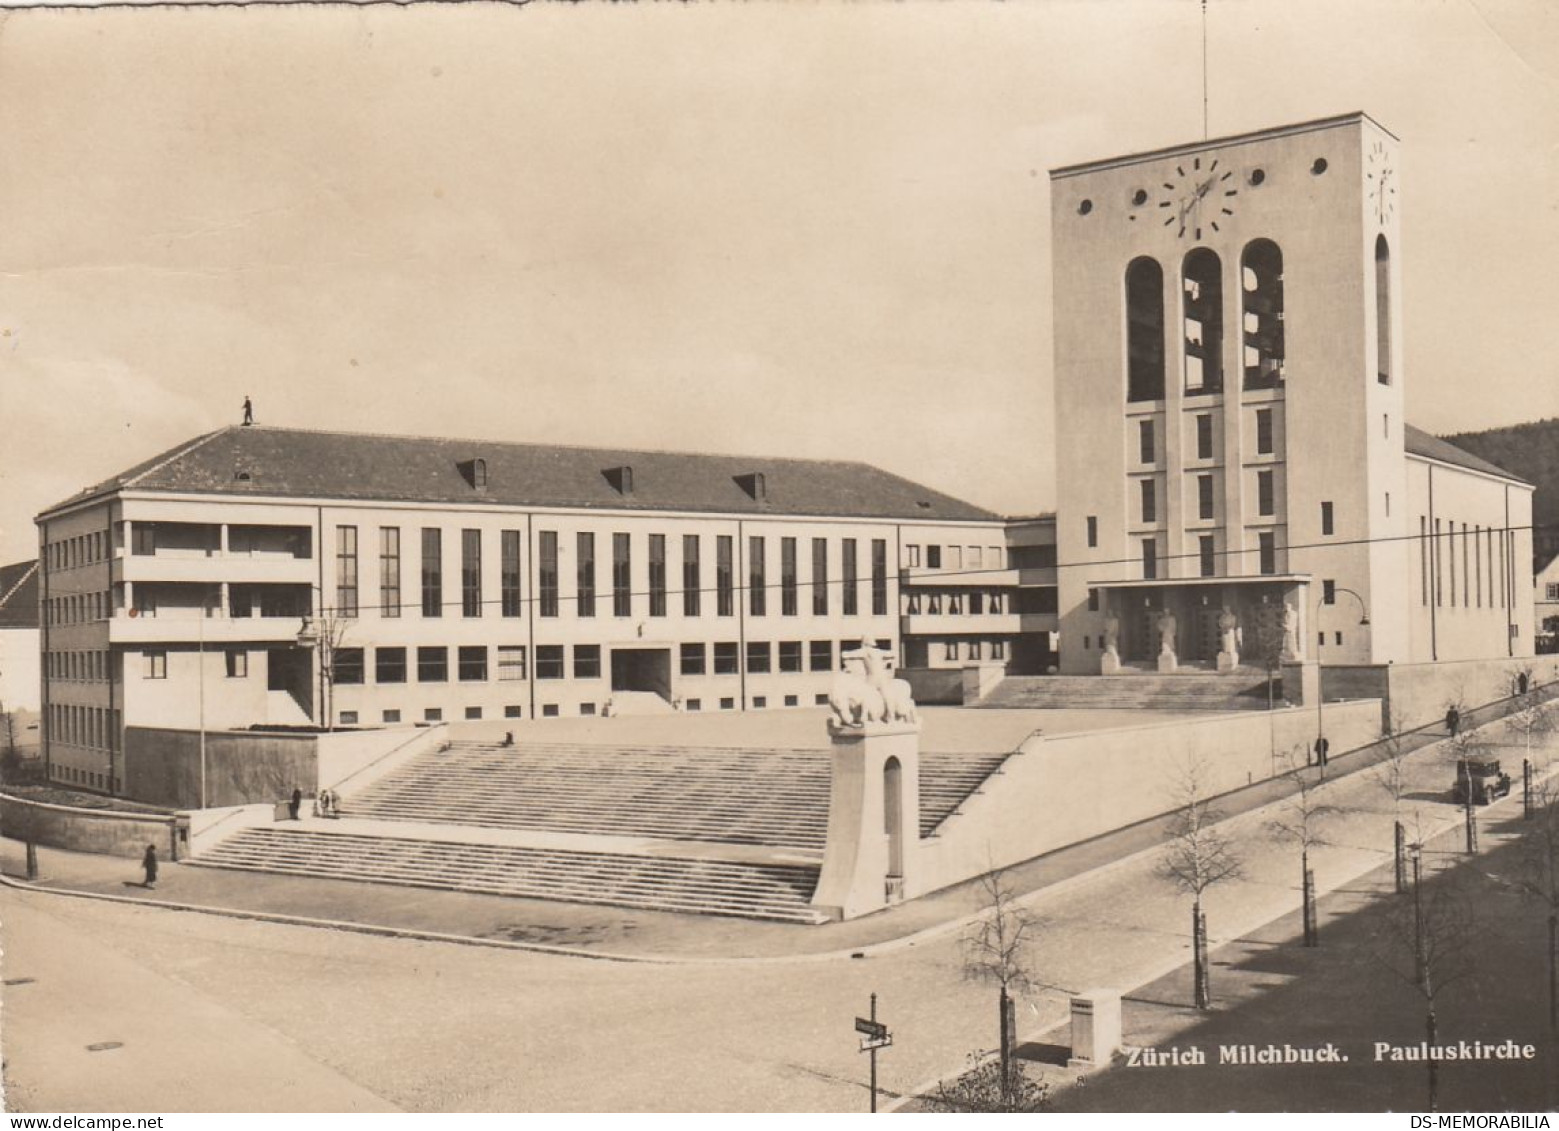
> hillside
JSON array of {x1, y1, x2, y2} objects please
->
[{"x1": 1439, "y1": 418, "x2": 1559, "y2": 565}]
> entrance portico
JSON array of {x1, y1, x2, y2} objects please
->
[{"x1": 1092, "y1": 575, "x2": 1312, "y2": 673}]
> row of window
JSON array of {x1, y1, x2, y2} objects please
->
[
  {"x1": 45, "y1": 703, "x2": 121, "y2": 753},
  {"x1": 1133, "y1": 469, "x2": 1279, "y2": 525},
  {"x1": 342, "y1": 693, "x2": 833, "y2": 727},
  {"x1": 1420, "y1": 517, "x2": 1515, "y2": 612},
  {"x1": 334, "y1": 527, "x2": 891, "y2": 621},
  {"x1": 48, "y1": 764, "x2": 120, "y2": 792},
  {"x1": 1135, "y1": 408, "x2": 1278, "y2": 466},
  {"x1": 1102, "y1": 531, "x2": 1279, "y2": 584},
  {"x1": 903, "y1": 544, "x2": 1006, "y2": 571},
  {"x1": 45, "y1": 531, "x2": 109, "y2": 573},
  {"x1": 43, "y1": 591, "x2": 110, "y2": 626},
  {"x1": 46, "y1": 650, "x2": 111, "y2": 682},
  {"x1": 903, "y1": 591, "x2": 1008, "y2": 615}
]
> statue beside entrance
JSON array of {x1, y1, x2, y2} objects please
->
[
  {"x1": 1100, "y1": 610, "x2": 1122, "y2": 675},
  {"x1": 1280, "y1": 600, "x2": 1301, "y2": 662},
  {"x1": 1156, "y1": 609, "x2": 1178, "y2": 673},
  {"x1": 1216, "y1": 606, "x2": 1241, "y2": 672}
]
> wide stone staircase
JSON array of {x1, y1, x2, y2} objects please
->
[
  {"x1": 343, "y1": 742, "x2": 1006, "y2": 850},
  {"x1": 190, "y1": 741, "x2": 1011, "y2": 923},
  {"x1": 195, "y1": 828, "x2": 831, "y2": 924},
  {"x1": 978, "y1": 671, "x2": 1276, "y2": 712}
]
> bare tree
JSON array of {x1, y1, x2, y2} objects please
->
[
  {"x1": 1507, "y1": 690, "x2": 1555, "y2": 775},
  {"x1": 960, "y1": 867, "x2": 1041, "y2": 1101},
  {"x1": 1447, "y1": 722, "x2": 1491, "y2": 855},
  {"x1": 1361, "y1": 861, "x2": 1478, "y2": 1112},
  {"x1": 0, "y1": 702, "x2": 20, "y2": 783},
  {"x1": 1161, "y1": 756, "x2": 1243, "y2": 1009},
  {"x1": 1268, "y1": 749, "x2": 1339, "y2": 946},
  {"x1": 1512, "y1": 777, "x2": 1559, "y2": 1034},
  {"x1": 299, "y1": 604, "x2": 353, "y2": 732},
  {"x1": 923, "y1": 1053, "x2": 1050, "y2": 1113},
  {"x1": 1370, "y1": 706, "x2": 1416, "y2": 894}
]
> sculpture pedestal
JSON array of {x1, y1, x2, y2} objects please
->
[
  {"x1": 1281, "y1": 660, "x2": 1319, "y2": 707},
  {"x1": 1216, "y1": 649, "x2": 1240, "y2": 673},
  {"x1": 1067, "y1": 989, "x2": 1123, "y2": 1070},
  {"x1": 1100, "y1": 648, "x2": 1121, "y2": 675},
  {"x1": 811, "y1": 722, "x2": 922, "y2": 921},
  {"x1": 1157, "y1": 650, "x2": 1178, "y2": 674}
]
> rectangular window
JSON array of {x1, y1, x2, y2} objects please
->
[
  {"x1": 750, "y1": 536, "x2": 767, "y2": 616},
  {"x1": 1449, "y1": 522, "x2": 1457, "y2": 607},
  {"x1": 461, "y1": 529, "x2": 482, "y2": 618},
  {"x1": 1462, "y1": 522, "x2": 1470, "y2": 608},
  {"x1": 713, "y1": 642, "x2": 739, "y2": 675},
  {"x1": 334, "y1": 648, "x2": 365, "y2": 685},
  {"x1": 683, "y1": 535, "x2": 701, "y2": 617},
  {"x1": 501, "y1": 530, "x2": 523, "y2": 618},
  {"x1": 1259, "y1": 532, "x2": 1277, "y2": 575},
  {"x1": 573, "y1": 645, "x2": 600, "y2": 680},
  {"x1": 613, "y1": 533, "x2": 632, "y2": 617},
  {"x1": 1255, "y1": 408, "x2": 1273, "y2": 455},
  {"x1": 458, "y1": 646, "x2": 488, "y2": 682},
  {"x1": 992, "y1": 640, "x2": 1007, "y2": 661},
  {"x1": 577, "y1": 532, "x2": 596, "y2": 618},
  {"x1": 421, "y1": 528, "x2": 442, "y2": 618},
  {"x1": 383, "y1": 709, "x2": 402, "y2": 724},
  {"x1": 1420, "y1": 517, "x2": 1430, "y2": 606},
  {"x1": 716, "y1": 536, "x2": 734, "y2": 617},
  {"x1": 417, "y1": 646, "x2": 448, "y2": 683},
  {"x1": 809, "y1": 640, "x2": 833, "y2": 671},
  {"x1": 1196, "y1": 414, "x2": 1214, "y2": 459},
  {"x1": 1434, "y1": 519, "x2": 1442, "y2": 606},
  {"x1": 781, "y1": 538, "x2": 798, "y2": 616},
  {"x1": 464, "y1": 707, "x2": 483, "y2": 721},
  {"x1": 1321, "y1": 501, "x2": 1334, "y2": 536},
  {"x1": 225, "y1": 649, "x2": 248, "y2": 679},
  {"x1": 872, "y1": 539, "x2": 888, "y2": 616},
  {"x1": 380, "y1": 527, "x2": 401, "y2": 618},
  {"x1": 926, "y1": 545, "x2": 942, "y2": 569},
  {"x1": 1257, "y1": 470, "x2": 1275, "y2": 517},
  {"x1": 746, "y1": 641, "x2": 772, "y2": 673},
  {"x1": 1323, "y1": 579, "x2": 1336, "y2": 605},
  {"x1": 1087, "y1": 588, "x2": 1099, "y2": 612},
  {"x1": 906, "y1": 544, "x2": 921, "y2": 568},
  {"x1": 1142, "y1": 538, "x2": 1157, "y2": 580},
  {"x1": 944, "y1": 642, "x2": 959, "y2": 661},
  {"x1": 649, "y1": 534, "x2": 667, "y2": 617},
  {"x1": 376, "y1": 647, "x2": 408, "y2": 684},
  {"x1": 812, "y1": 538, "x2": 828, "y2": 616},
  {"x1": 535, "y1": 645, "x2": 565, "y2": 680},
  {"x1": 680, "y1": 643, "x2": 706, "y2": 675},
  {"x1": 539, "y1": 531, "x2": 559, "y2": 618},
  {"x1": 779, "y1": 640, "x2": 803, "y2": 673},
  {"x1": 1199, "y1": 535, "x2": 1215, "y2": 578},
  {"x1": 497, "y1": 646, "x2": 527, "y2": 681},
  {"x1": 966, "y1": 642, "x2": 981, "y2": 661},
  {"x1": 1086, "y1": 516, "x2": 1098, "y2": 548},
  {"x1": 1140, "y1": 479, "x2": 1157, "y2": 523},
  {"x1": 336, "y1": 525, "x2": 359, "y2": 618},
  {"x1": 133, "y1": 524, "x2": 156, "y2": 556},
  {"x1": 1198, "y1": 474, "x2": 1214, "y2": 520},
  {"x1": 1138, "y1": 420, "x2": 1155, "y2": 464},
  {"x1": 1475, "y1": 525, "x2": 1482, "y2": 607},
  {"x1": 842, "y1": 539, "x2": 859, "y2": 615}
]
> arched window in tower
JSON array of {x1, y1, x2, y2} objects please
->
[
  {"x1": 1241, "y1": 239, "x2": 1285, "y2": 390},
  {"x1": 1182, "y1": 248, "x2": 1223, "y2": 395},
  {"x1": 1375, "y1": 235, "x2": 1392, "y2": 385},
  {"x1": 1125, "y1": 257, "x2": 1165, "y2": 402}
]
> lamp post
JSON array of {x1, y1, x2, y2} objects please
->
[{"x1": 1315, "y1": 586, "x2": 1370, "y2": 777}]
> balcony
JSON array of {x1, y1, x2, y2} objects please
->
[
  {"x1": 1018, "y1": 612, "x2": 1060, "y2": 634},
  {"x1": 116, "y1": 554, "x2": 316, "y2": 585},
  {"x1": 900, "y1": 611, "x2": 1023, "y2": 636},
  {"x1": 108, "y1": 611, "x2": 307, "y2": 645},
  {"x1": 1017, "y1": 567, "x2": 1058, "y2": 587},
  {"x1": 901, "y1": 566, "x2": 1020, "y2": 588}
]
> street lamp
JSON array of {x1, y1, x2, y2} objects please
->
[{"x1": 1315, "y1": 585, "x2": 1370, "y2": 775}]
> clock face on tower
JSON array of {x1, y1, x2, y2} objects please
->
[
  {"x1": 1367, "y1": 140, "x2": 1395, "y2": 224},
  {"x1": 1148, "y1": 154, "x2": 1237, "y2": 241}
]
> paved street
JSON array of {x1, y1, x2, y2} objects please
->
[{"x1": 2, "y1": 710, "x2": 1554, "y2": 1111}]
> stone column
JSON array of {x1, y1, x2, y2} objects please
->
[
  {"x1": 811, "y1": 721, "x2": 922, "y2": 921},
  {"x1": 1068, "y1": 990, "x2": 1123, "y2": 1070}
]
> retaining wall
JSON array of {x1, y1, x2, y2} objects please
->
[{"x1": 1, "y1": 793, "x2": 184, "y2": 859}]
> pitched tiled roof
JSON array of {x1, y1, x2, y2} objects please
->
[
  {"x1": 0, "y1": 561, "x2": 39, "y2": 630},
  {"x1": 1405, "y1": 424, "x2": 1532, "y2": 485},
  {"x1": 44, "y1": 427, "x2": 1001, "y2": 523}
]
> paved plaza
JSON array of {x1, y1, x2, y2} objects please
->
[{"x1": 3, "y1": 706, "x2": 1555, "y2": 1111}]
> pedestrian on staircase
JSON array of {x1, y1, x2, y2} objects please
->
[
  {"x1": 289, "y1": 787, "x2": 303, "y2": 820},
  {"x1": 141, "y1": 844, "x2": 158, "y2": 889}
]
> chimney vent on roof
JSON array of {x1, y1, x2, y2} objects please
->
[
  {"x1": 603, "y1": 465, "x2": 634, "y2": 496},
  {"x1": 734, "y1": 472, "x2": 767, "y2": 501},
  {"x1": 457, "y1": 458, "x2": 489, "y2": 492}
]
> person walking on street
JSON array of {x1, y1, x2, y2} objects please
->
[
  {"x1": 142, "y1": 844, "x2": 158, "y2": 889},
  {"x1": 1446, "y1": 705, "x2": 1461, "y2": 738}
]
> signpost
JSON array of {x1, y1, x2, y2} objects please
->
[{"x1": 856, "y1": 993, "x2": 892, "y2": 1112}]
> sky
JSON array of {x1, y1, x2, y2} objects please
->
[{"x1": 2, "y1": 0, "x2": 1558, "y2": 565}]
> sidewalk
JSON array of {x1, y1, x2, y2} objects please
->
[{"x1": 3, "y1": 703, "x2": 1552, "y2": 965}]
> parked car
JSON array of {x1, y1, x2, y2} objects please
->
[{"x1": 1450, "y1": 756, "x2": 1512, "y2": 805}]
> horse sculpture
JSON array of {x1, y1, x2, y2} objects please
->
[{"x1": 829, "y1": 640, "x2": 918, "y2": 728}]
